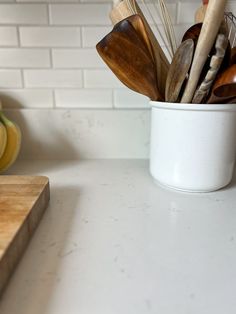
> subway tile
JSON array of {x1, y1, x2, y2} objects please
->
[
  {"x1": 114, "y1": 89, "x2": 150, "y2": 109},
  {"x1": 139, "y1": 2, "x2": 177, "y2": 25},
  {"x1": 84, "y1": 69, "x2": 123, "y2": 88},
  {"x1": 20, "y1": 27, "x2": 81, "y2": 47},
  {"x1": 177, "y1": 1, "x2": 199, "y2": 24},
  {"x1": 80, "y1": 0, "x2": 111, "y2": 2},
  {"x1": 0, "y1": 0, "x2": 16, "y2": 2},
  {"x1": 0, "y1": 27, "x2": 18, "y2": 46},
  {"x1": 24, "y1": 69, "x2": 82, "y2": 87},
  {"x1": 173, "y1": 23, "x2": 192, "y2": 45},
  {"x1": 0, "y1": 89, "x2": 53, "y2": 108},
  {"x1": 82, "y1": 26, "x2": 111, "y2": 47},
  {"x1": 52, "y1": 48, "x2": 105, "y2": 68},
  {"x1": 0, "y1": 49, "x2": 50, "y2": 68},
  {"x1": 49, "y1": 4, "x2": 112, "y2": 25},
  {"x1": 0, "y1": 70, "x2": 22, "y2": 88},
  {"x1": 227, "y1": 1, "x2": 236, "y2": 11},
  {"x1": 17, "y1": 0, "x2": 75, "y2": 2},
  {"x1": 0, "y1": 4, "x2": 48, "y2": 25},
  {"x1": 55, "y1": 89, "x2": 113, "y2": 108}
]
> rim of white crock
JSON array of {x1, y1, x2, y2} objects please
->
[{"x1": 150, "y1": 101, "x2": 236, "y2": 112}]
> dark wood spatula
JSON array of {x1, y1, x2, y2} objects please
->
[
  {"x1": 127, "y1": 14, "x2": 155, "y2": 62},
  {"x1": 96, "y1": 18, "x2": 162, "y2": 101}
]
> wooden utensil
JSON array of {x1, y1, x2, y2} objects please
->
[
  {"x1": 165, "y1": 39, "x2": 194, "y2": 102},
  {"x1": 109, "y1": 0, "x2": 169, "y2": 98},
  {"x1": 0, "y1": 176, "x2": 50, "y2": 296},
  {"x1": 231, "y1": 46, "x2": 236, "y2": 64},
  {"x1": 182, "y1": 23, "x2": 202, "y2": 46},
  {"x1": 127, "y1": 14, "x2": 155, "y2": 61},
  {"x1": 207, "y1": 64, "x2": 236, "y2": 103},
  {"x1": 181, "y1": 0, "x2": 228, "y2": 103},
  {"x1": 192, "y1": 32, "x2": 228, "y2": 104},
  {"x1": 96, "y1": 19, "x2": 162, "y2": 101}
]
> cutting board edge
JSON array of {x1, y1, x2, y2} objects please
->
[{"x1": 0, "y1": 180, "x2": 50, "y2": 297}]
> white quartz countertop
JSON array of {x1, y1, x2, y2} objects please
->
[{"x1": 0, "y1": 159, "x2": 236, "y2": 314}]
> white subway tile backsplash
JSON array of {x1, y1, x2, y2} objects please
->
[
  {"x1": 82, "y1": 26, "x2": 111, "y2": 47},
  {"x1": 139, "y1": 2, "x2": 177, "y2": 25},
  {"x1": 0, "y1": 27, "x2": 18, "y2": 46},
  {"x1": 114, "y1": 90, "x2": 150, "y2": 109},
  {"x1": 177, "y1": 1, "x2": 199, "y2": 24},
  {"x1": 0, "y1": 49, "x2": 50, "y2": 68},
  {"x1": 84, "y1": 69, "x2": 123, "y2": 88},
  {"x1": 55, "y1": 89, "x2": 112, "y2": 108},
  {"x1": 20, "y1": 27, "x2": 81, "y2": 47},
  {"x1": 227, "y1": 1, "x2": 236, "y2": 11},
  {"x1": 0, "y1": 4, "x2": 48, "y2": 25},
  {"x1": 0, "y1": 70, "x2": 22, "y2": 88},
  {"x1": 0, "y1": 89, "x2": 53, "y2": 108},
  {"x1": 0, "y1": 0, "x2": 234, "y2": 114},
  {"x1": 24, "y1": 69, "x2": 82, "y2": 87},
  {"x1": 49, "y1": 4, "x2": 112, "y2": 25},
  {"x1": 174, "y1": 23, "x2": 192, "y2": 45},
  {"x1": 52, "y1": 48, "x2": 105, "y2": 68}
]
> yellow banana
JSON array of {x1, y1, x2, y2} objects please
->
[
  {"x1": 0, "y1": 121, "x2": 7, "y2": 158},
  {"x1": 0, "y1": 112, "x2": 21, "y2": 173}
]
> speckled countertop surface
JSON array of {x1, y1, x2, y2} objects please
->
[{"x1": 0, "y1": 160, "x2": 236, "y2": 314}]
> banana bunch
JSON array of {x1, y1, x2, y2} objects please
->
[{"x1": 0, "y1": 106, "x2": 21, "y2": 173}]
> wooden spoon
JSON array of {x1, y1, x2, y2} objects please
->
[
  {"x1": 96, "y1": 19, "x2": 162, "y2": 101},
  {"x1": 231, "y1": 47, "x2": 236, "y2": 65},
  {"x1": 165, "y1": 39, "x2": 194, "y2": 102},
  {"x1": 181, "y1": 0, "x2": 228, "y2": 103},
  {"x1": 182, "y1": 23, "x2": 202, "y2": 46},
  {"x1": 207, "y1": 64, "x2": 236, "y2": 103}
]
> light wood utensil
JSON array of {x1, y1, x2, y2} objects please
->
[
  {"x1": 192, "y1": 32, "x2": 228, "y2": 104},
  {"x1": 109, "y1": 0, "x2": 169, "y2": 98},
  {"x1": 165, "y1": 39, "x2": 194, "y2": 102},
  {"x1": 181, "y1": 0, "x2": 228, "y2": 103},
  {"x1": 96, "y1": 19, "x2": 162, "y2": 101}
]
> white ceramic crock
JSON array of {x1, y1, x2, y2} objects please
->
[{"x1": 149, "y1": 101, "x2": 236, "y2": 192}]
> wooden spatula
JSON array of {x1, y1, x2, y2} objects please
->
[
  {"x1": 96, "y1": 19, "x2": 162, "y2": 101},
  {"x1": 127, "y1": 14, "x2": 155, "y2": 62},
  {"x1": 109, "y1": 0, "x2": 169, "y2": 98},
  {"x1": 165, "y1": 39, "x2": 194, "y2": 102},
  {"x1": 181, "y1": 0, "x2": 228, "y2": 103}
]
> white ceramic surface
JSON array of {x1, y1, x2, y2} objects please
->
[{"x1": 150, "y1": 101, "x2": 236, "y2": 192}]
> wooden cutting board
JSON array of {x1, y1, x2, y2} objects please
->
[{"x1": 0, "y1": 176, "x2": 50, "y2": 296}]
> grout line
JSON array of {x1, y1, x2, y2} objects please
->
[
  {"x1": 52, "y1": 89, "x2": 56, "y2": 108},
  {"x1": 16, "y1": 25, "x2": 20, "y2": 47},
  {"x1": 111, "y1": 89, "x2": 115, "y2": 109},
  {"x1": 20, "y1": 69, "x2": 24, "y2": 88},
  {"x1": 81, "y1": 69, "x2": 85, "y2": 88},
  {"x1": 49, "y1": 48, "x2": 53, "y2": 68},
  {"x1": 46, "y1": 3, "x2": 50, "y2": 25}
]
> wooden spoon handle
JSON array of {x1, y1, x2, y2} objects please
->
[{"x1": 181, "y1": 0, "x2": 228, "y2": 103}]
